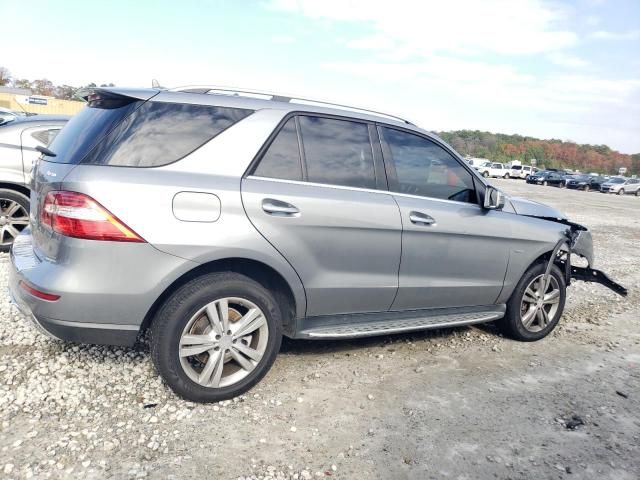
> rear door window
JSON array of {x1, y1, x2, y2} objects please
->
[
  {"x1": 253, "y1": 118, "x2": 302, "y2": 181},
  {"x1": 298, "y1": 116, "x2": 376, "y2": 189}
]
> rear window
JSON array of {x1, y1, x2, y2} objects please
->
[
  {"x1": 46, "y1": 97, "x2": 140, "y2": 164},
  {"x1": 46, "y1": 95, "x2": 253, "y2": 167}
]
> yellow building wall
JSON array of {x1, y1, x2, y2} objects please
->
[{"x1": 0, "y1": 92, "x2": 84, "y2": 116}]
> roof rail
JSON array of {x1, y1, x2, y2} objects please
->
[{"x1": 168, "y1": 85, "x2": 414, "y2": 125}]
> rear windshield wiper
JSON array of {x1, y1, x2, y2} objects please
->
[{"x1": 36, "y1": 145, "x2": 57, "y2": 157}]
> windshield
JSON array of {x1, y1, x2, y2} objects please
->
[
  {"x1": 608, "y1": 178, "x2": 625, "y2": 184},
  {"x1": 511, "y1": 165, "x2": 522, "y2": 170},
  {"x1": 492, "y1": 163, "x2": 502, "y2": 168},
  {"x1": 572, "y1": 175, "x2": 590, "y2": 181}
]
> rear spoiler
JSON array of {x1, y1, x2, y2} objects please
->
[{"x1": 74, "y1": 87, "x2": 160, "y2": 103}]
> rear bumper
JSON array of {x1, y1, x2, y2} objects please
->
[{"x1": 8, "y1": 229, "x2": 191, "y2": 347}]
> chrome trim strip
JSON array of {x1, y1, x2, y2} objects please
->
[{"x1": 246, "y1": 176, "x2": 483, "y2": 208}]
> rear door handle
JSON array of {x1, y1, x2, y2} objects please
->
[
  {"x1": 262, "y1": 199, "x2": 300, "y2": 216},
  {"x1": 409, "y1": 211, "x2": 436, "y2": 226}
]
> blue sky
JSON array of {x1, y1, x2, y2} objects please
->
[{"x1": 1, "y1": 0, "x2": 639, "y2": 152}]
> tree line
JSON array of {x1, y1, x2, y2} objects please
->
[
  {"x1": 438, "y1": 130, "x2": 639, "y2": 175},
  {"x1": 0, "y1": 66, "x2": 114, "y2": 101}
]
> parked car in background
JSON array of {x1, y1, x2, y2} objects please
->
[
  {"x1": 466, "y1": 157, "x2": 490, "y2": 169},
  {"x1": 565, "y1": 175, "x2": 606, "y2": 191},
  {"x1": 508, "y1": 164, "x2": 534, "y2": 179},
  {"x1": 8, "y1": 86, "x2": 626, "y2": 403},
  {"x1": 0, "y1": 114, "x2": 69, "y2": 250},
  {"x1": 526, "y1": 170, "x2": 567, "y2": 187},
  {"x1": 476, "y1": 161, "x2": 510, "y2": 178},
  {"x1": 600, "y1": 177, "x2": 640, "y2": 195}
]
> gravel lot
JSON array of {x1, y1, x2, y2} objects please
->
[{"x1": 1, "y1": 180, "x2": 638, "y2": 479}]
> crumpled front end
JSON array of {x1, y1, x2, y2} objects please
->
[{"x1": 554, "y1": 222, "x2": 627, "y2": 297}]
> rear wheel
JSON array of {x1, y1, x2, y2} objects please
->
[
  {"x1": 542, "y1": 180, "x2": 548, "y2": 186},
  {"x1": 636, "y1": 189, "x2": 640, "y2": 197},
  {"x1": 483, "y1": 171, "x2": 489, "y2": 178},
  {"x1": 0, "y1": 189, "x2": 30, "y2": 252},
  {"x1": 497, "y1": 262, "x2": 566, "y2": 341},
  {"x1": 584, "y1": 185, "x2": 590, "y2": 192},
  {"x1": 150, "y1": 272, "x2": 283, "y2": 402},
  {"x1": 504, "y1": 173, "x2": 510, "y2": 179}
]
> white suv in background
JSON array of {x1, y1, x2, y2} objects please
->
[
  {"x1": 509, "y1": 164, "x2": 534, "y2": 179},
  {"x1": 476, "y1": 162, "x2": 510, "y2": 178}
]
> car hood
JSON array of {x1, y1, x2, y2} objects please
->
[{"x1": 508, "y1": 196, "x2": 567, "y2": 220}]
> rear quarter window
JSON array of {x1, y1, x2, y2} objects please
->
[{"x1": 83, "y1": 102, "x2": 253, "y2": 167}]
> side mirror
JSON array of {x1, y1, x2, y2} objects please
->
[{"x1": 483, "y1": 185, "x2": 505, "y2": 210}]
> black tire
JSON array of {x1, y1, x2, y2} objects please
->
[
  {"x1": 618, "y1": 189, "x2": 625, "y2": 195},
  {"x1": 150, "y1": 272, "x2": 283, "y2": 402},
  {"x1": 0, "y1": 189, "x2": 30, "y2": 253},
  {"x1": 497, "y1": 262, "x2": 566, "y2": 342},
  {"x1": 636, "y1": 189, "x2": 640, "y2": 197},
  {"x1": 505, "y1": 173, "x2": 510, "y2": 179},
  {"x1": 483, "y1": 171, "x2": 489, "y2": 178},
  {"x1": 542, "y1": 180, "x2": 548, "y2": 186},
  {"x1": 584, "y1": 185, "x2": 590, "y2": 192}
]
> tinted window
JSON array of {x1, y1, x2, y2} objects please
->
[
  {"x1": 382, "y1": 127, "x2": 476, "y2": 203},
  {"x1": 83, "y1": 102, "x2": 253, "y2": 167},
  {"x1": 46, "y1": 97, "x2": 141, "y2": 164},
  {"x1": 253, "y1": 118, "x2": 302, "y2": 180},
  {"x1": 298, "y1": 116, "x2": 375, "y2": 189}
]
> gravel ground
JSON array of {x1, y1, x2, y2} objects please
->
[{"x1": 0, "y1": 180, "x2": 638, "y2": 479}]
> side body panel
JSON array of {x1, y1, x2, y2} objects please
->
[
  {"x1": 242, "y1": 177, "x2": 402, "y2": 316},
  {"x1": 391, "y1": 195, "x2": 512, "y2": 309},
  {"x1": 0, "y1": 124, "x2": 27, "y2": 186}
]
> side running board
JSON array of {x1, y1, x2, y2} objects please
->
[{"x1": 297, "y1": 310, "x2": 505, "y2": 339}]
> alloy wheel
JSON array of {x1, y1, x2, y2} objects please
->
[
  {"x1": 179, "y1": 297, "x2": 269, "y2": 388},
  {"x1": 0, "y1": 198, "x2": 29, "y2": 247},
  {"x1": 519, "y1": 274, "x2": 561, "y2": 333}
]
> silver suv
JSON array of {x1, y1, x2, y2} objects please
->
[
  {"x1": 8, "y1": 86, "x2": 627, "y2": 402},
  {"x1": 0, "y1": 114, "x2": 69, "y2": 250}
]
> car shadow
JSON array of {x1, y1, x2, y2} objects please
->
[{"x1": 278, "y1": 322, "x2": 499, "y2": 356}]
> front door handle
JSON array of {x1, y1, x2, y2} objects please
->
[
  {"x1": 262, "y1": 199, "x2": 300, "y2": 216},
  {"x1": 409, "y1": 211, "x2": 436, "y2": 226}
]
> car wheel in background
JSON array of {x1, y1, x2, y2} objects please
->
[
  {"x1": 618, "y1": 189, "x2": 625, "y2": 195},
  {"x1": 584, "y1": 185, "x2": 590, "y2": 192},
  {"x1": 636, "y1": 190, "x2": 640, "y2": 197},
  {"x1": 542, "y1": 180, "x2": 548, "y2": 186},
  {"x1": 0, "y1": 189, "x2": 30, "y2": 252},
  {"x1": 483, "y1": 171, "x2": 489, "y2": 178},
  {"x1": 560, "y1": 182, "x2": 566, "y2": 188},
  {"x1": 497, "y1": 262, "x2": 566, "y2": 341},
  {"x1": 504, "y1": 173, "x2": 510, "y2": 179},
  {"x1": 150, "y1": 272, "x2": 283, "y2": 403}
]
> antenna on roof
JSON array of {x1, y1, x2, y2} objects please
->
[{"x1": 151, "y1": 79, "x2": 164, "y2": 89}]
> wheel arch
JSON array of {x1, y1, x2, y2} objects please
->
[
  {"x1": 141, "y1": 257, "x2": 301, "y2": 337},
  {"x1": 0, "y1": 182, "x2": 30, "y2": 199},
  {"x1": 496, "y1": 243, "x2": 567, "y2": 305}
]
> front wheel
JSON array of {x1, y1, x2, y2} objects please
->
[
  {"x1": 504, "y1": 173, "x2": 510, "y2": 179},
  {"x1": 483, "y1": 171, "x2": 489, "y2": 178},
  {"x1": 497, "y1": 262, "x2": 566, "y2": 341},
  {"x1": 618, "y1": 189, "x2": 625, "y2": 195},
  {"x1": 635, "y1": 189, "x2": 640, "y2": 197},
  {"x1": 0, "y1": 189, "x2": 30, "y2": 252},
  {"x1": 150, "y1": 272, "x2": 283, "y2": 402},
  {"x1": 542, "y1": 180, "x2": 548, "y2": 186},
  {"x1": 584, "y1": 185, "x2": 590, "y2": 192}
]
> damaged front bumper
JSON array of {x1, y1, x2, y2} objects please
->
[{"x1": 548, "y1": 222, "x2": 628, "y2": 297}]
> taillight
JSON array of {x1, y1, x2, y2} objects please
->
[
  {"x1": 19, "y1": 281, "x2": 60, "y2": 301},
  {"x1": 41, "y1": 191, "x2": 145, "y2": 243}
]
